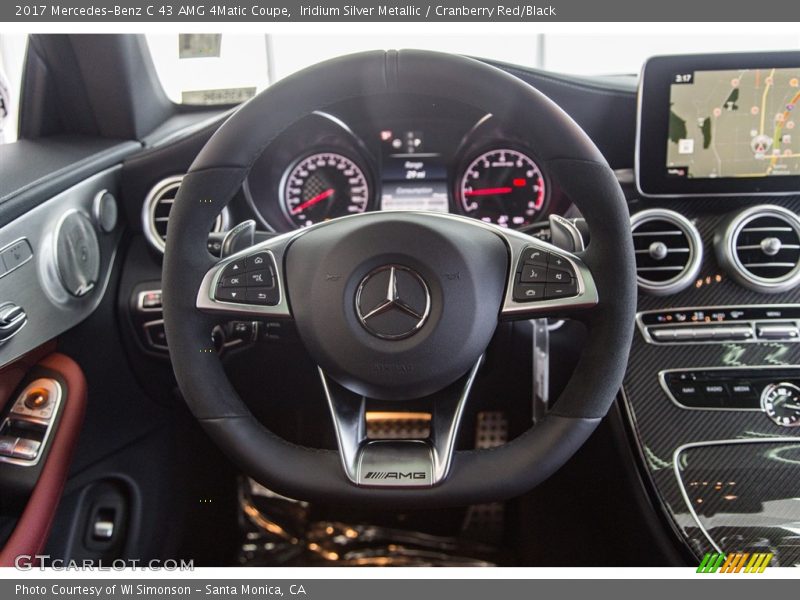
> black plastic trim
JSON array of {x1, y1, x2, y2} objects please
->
[{"x1": 0, "y1": 136, "x2": 141, "y2": 228}]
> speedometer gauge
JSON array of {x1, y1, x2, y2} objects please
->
[
  {"x1": 281, "y1": 152, "x2": 369, "y2": 228},
  {"x1": 459, "y1": 149, "x2": 546, "y2": 227}
]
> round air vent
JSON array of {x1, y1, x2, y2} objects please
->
[
  {"x1": 630, "y1": 208, "x2": 703, "y2": 295},
  {"x1": 142, "y1": 175, "x2": 228, "y2": 253},
  {"x1": 716, "y1": 205, "x2": 800, "y2": 293}
]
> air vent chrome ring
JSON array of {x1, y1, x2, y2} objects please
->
[
  {"x1": 142, "y1": 175, "x2": 229, "y2": 253},
  {"x1": 717, "y1": 204, "x2": 800, "y2": 294},
  {"x1": 630, "y1": 208, "x2": 703, "y2": 295}
]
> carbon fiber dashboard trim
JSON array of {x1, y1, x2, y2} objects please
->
[
  {"x1": 674, "y1": 439, "x2": 800, "y2": 565},
  {"x1": 621, "y1": 194, "x2": 800, "y2": 563}
]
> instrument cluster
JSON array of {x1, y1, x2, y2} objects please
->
[{"x1": 243, "y1": 95, "x2": 568, "y2": 232}]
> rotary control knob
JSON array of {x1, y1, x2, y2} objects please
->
[
  {"x1": 55, "y1": 211, "x2": 100, "y2": 297},
  {"x1": 761, "y1": 382, "x2": 800, "y2": 427}
]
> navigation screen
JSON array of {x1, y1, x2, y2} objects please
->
[{"x1": 666, "y1": 67, "x2": 800, "y2": 179}]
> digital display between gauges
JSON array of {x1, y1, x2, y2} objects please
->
[
  {"x1": 280, "y1": 152, "x2": 369, "y2": 228},
  {"x1": 459, "y1": 149, "x2": 546, "y2": 227},
  {"x1": 379, "y1": 128, "x2": 450, "y2": 213}
]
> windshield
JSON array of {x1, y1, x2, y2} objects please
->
[{"x1": 145, "y1": 33, "x2": 800, "y2": 105}]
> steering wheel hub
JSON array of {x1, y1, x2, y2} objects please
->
[
  {"x1": 285, "y1": 212, "x2": 508, "y2": 400},
  {"x1": 355, "y1": 264, "x2": 431, "y2": 341}
]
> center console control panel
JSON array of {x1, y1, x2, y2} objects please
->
[
  {"x1": 660, "y1": 367, "x2": 800, "y2": 427},
  {"x1": 638, "y1": 305, "x2": 800, "y2": 345}
]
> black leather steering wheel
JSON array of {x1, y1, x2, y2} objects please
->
[{"x1": 162, "y1": 50, "x2": 636, "y2": 508}]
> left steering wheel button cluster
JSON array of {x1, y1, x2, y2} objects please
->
[
  {"x1": 513, "y1": 247, "x2": 578, "y2": 302},
  {"x1": 215, "y1": 251, "x2": 279, "y2": 305}
]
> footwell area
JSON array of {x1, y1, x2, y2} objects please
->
[{"x1": 236, "y1": 410, "x2": 511, "y2": 566}]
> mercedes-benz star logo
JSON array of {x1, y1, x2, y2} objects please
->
[{"x1": 355, "y1": 265, "x2": 431, "y2": 340}]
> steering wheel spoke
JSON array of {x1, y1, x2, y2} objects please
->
[
  {"x1": 195, "y1": 232, "x2": 295, "y2": 319},
  {"x1": 498, "y1": 228, "x2": 598, "y2": 320},
  {"x1": 320, "y1": 359, "x2": 482, "y2": 488}
]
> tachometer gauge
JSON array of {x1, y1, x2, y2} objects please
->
[
  {"x1": 281, "y1": 152, "x2": 369, "y2": 228},
  {"x1": 761, "y1": 382, "x2": 800, "y2": 427},
  {"x1": 459, "y1": 149, "x2": 546, "y2": 227}
]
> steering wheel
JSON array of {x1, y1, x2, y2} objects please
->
[{"x1": 162, "y1": 50, "x2": 636, "y2": 508}]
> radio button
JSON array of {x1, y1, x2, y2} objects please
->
[{"x1": 703, "y1": 383, "x2": 728, "y2": 397}]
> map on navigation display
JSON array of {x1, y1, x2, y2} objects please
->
[{"x1": 666, "y1": 67, "x2": 800, "y2": 179}]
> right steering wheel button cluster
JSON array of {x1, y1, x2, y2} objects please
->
[
  {"x1": 513, "y1": 247, "x2": 578, "y2": 302},
  {"x1": 214, "y1": 251, "x2": 279, "y2": 305}
]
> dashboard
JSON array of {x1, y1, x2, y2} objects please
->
[
  {"x1": 242, "y1": 94, "x2": 569, "y2": 233},
  {"x1": 3, "y1": 45, "x2": 800, "y2": 566}
]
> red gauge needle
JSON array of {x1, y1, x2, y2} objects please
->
[
  {"x1": 464, "y1": 187, "x2": 513, "y2": 197},
  {"x1": 291, "y1": 188, "x2": 335, "y2": 214}
]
